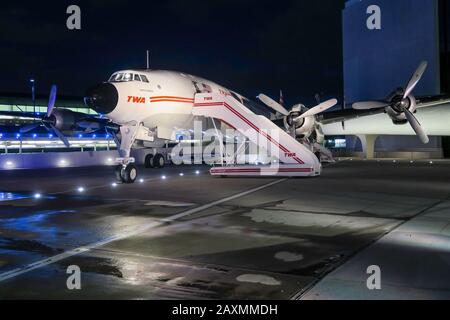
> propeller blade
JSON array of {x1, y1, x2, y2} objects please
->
[
  {"x1": 47, "y1": 85, "x2": 58, "y2": 117},
  {"x1": 352, "y1": 101, "x2": 390, "y2": 110},
  {"x1": 404, "y1": 108, "x2": 429, "y2": 144},
  {"x1": 294, "y1": 99, "x2": 338, "y2": 121},
  {"x1": 403, "y1": 61, "x2": 428, "y2": 99},
  {"x1": 20, "y1": 122, "x2": 41, "y2": 133},
  {"x1": 257, "y1": 94, "x2": 290, "y2": 116},
  {"x1": 50, "y1": 124, "x2": 70, "y2": 147}
]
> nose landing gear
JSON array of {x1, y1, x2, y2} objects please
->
[
  {"x1": 115, "y1": 164, "x2": 138, "y2": 184},
  {"x1": 115, "y1": 159, "x2": 138, "y2": 184}
]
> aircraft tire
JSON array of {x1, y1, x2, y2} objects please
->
[
  {"x1": 122, "y1": 164, "x2": 138, "y2": 184},
  {"x1": 145, "y1": 154, "x2": 154, "y2": 168},
  {"x1": 115, "y1": 165, "x2": 125, "y2": 183},
  {"x1": 154, "y1": 154, "x2": 165, "y2": 168}
]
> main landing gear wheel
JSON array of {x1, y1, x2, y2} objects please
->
[
  {"x1": 153, "y1": 154, "x2": 165, "y2": 168},
  {"x1": 144, "y1": 154, "x2": 154, "y2": 168},
  {"x1": 115, "y1": 164, "x2": 138, "y2": 184}
]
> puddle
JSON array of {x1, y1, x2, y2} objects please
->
[
  {"x1": 0, "y1": 193, "x2": 29, "y2": 202},
  {"x1": 274, "y1": 252, "x2": 304, "y2": 262},
  {"x1": 59, "y1": 256, "x2": 123, "y2": 278},
  {"x1": 0, "y1": 238, "x2": 63, "y2": 256},
  {"x1": 145, "y1": 201, "x2": 196, "y2": 207},
  {"x1": 236, "y1": 274, "x2": 281, "y2": 286}
]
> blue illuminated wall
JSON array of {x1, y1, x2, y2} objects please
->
[{"x1": 343, "y1": 0, "x2": 441, "y2": 103}]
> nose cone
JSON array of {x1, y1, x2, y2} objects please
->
[{"x1": 85, "y1": 83, "x2": 119, "y2": 115}]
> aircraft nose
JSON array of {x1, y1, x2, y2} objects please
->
[{"x1": 84, "y1": 83, "x2": 119, "y2": 115}]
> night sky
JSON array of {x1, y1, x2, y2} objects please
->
[{"x1": 0, "y1": 0, "x2": 345, "y2": 106}]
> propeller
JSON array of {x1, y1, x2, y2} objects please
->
[
  {"x1": 404, "y1": 108, "x2": 429, "y2": 144},
  {"x1": 19, "y1": 85, "x2": 71, "y2": 147},
  {"x1": 20, "y1": 122, "x2": 41, "y2": 133},
  {"x1": 47, "y1": 85, "x2": 57, "y2": 117},
  {"x1": 257, "y1": 94, "x2": 290, "y2": 116},
  {"x1": 351, "y1": 61, "x2": 429, "y2": 144},
  {"x1": 404, "y1": 61, "x2": 428, "y2": 99},
  {"x1": 293, "y1": 99, "x2": 338, "y2": 121}
]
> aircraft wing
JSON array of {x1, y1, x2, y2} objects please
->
[
  {"x1": 0, "y1": 110, "x2": 118, "y2": 131},
  {"x1": 0, "y1": 111, "x2": 42, "y2": 119},
  {"x1": 318, "y1": 95, "x2": 450, "y2": 125}
]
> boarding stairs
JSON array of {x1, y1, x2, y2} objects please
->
[{"x1": 192, "y1": 93, "x2": 321, "y2": 177}]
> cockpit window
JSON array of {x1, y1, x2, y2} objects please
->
[
  {"x1": 109, "y1": 72, "x2": 149, "y2": 83},
  {"x1": 122, "y1": 73, "x2": 132, "y2": 81}
]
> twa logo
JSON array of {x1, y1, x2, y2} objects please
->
[
  {"x1": 127, "y1": 96, "x2": 146, "y2": 104},
  {"x1": 285, "y1": 152, "x2": 296, "y2": 158}
]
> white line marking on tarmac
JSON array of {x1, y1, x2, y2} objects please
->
[{"x1": 0, "y1": 178, "x2": 287, "y2": 282}]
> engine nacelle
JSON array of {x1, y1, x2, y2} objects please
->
[
  {"x1": 386, "y1": 94, "x2": 417, "y2": 124},
  {"x1": 283, "y1": 104, "x2": 315, "y2": 138},
  {"x1": 48, "y1": 109, "x2": 82, "y2": 132}
]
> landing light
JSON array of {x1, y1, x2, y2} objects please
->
[
  {"x1": 112, "y1": 182, "x2": 118, "y2": 187},
  {"x1": 195, "y1": 170, "x2": 200, "y2": 175},
  {"x1": 179, "y1": 173, "x2": 184, "y2": 177},
  {"x1": 34, "y1": 193, "x2": 42, "y2": 199},
  {"x1": 161, "y1": 175, "x2": 167, "y2": 180},
  {"x1": 77, "y1": 187, "x2": 85, "y2": 193},
  {"x1": 139, "y1": 178, "x2": 144, "y2": 183}
]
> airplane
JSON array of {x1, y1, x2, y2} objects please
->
[{"x1": 0, "y1": 61, "x2": 445, "y2": 183}]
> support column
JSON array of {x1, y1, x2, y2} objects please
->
[{"x1": 357, "y1": 134, "x2": 378, "y2": 159}]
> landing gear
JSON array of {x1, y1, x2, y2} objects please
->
[
  {"x1": 153, "y1": 154, "x2": 165, "y2": 168},
  {"x1": 144, "y1": 153, "x2": 165, "y2": 169},
  {"x1": 144, "y1": 154, "x2": 154, "y2": 168},
  {"x1": 115, "y1": 164, "x2": 138, "y2": 184}
]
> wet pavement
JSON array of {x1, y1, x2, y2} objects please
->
[{"x1": 0, "y1": 160, "x2": 449, "y2": 299}]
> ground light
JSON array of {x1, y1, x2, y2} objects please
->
[
  {"x1": 139, "y1": 179, "x2": 144, "y2": 183},
  {"x1": 179, "y1": 173, "x2": 184, "y2": 177},
  {"x1": 195, "y1": 170, "x2": 200, "y2": 175},
  {"x1": 34, "y1": 193, "x2": 42, "y2": 199},
  {"x1": 161, "y1": 175, "x2": 167, "y2": 180},
  {"x1": 111, "y1": 182, "x2": 118, "y2": 187},
  {"x1": 77, "y1": 187, "x2": 85, "y2": 193}
]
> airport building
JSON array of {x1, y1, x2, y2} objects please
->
[{"x1": 340, "y1": 0, "x2": 450, "y2": 158}]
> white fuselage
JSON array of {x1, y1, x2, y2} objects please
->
[{"x1": 105, "y1": 70, "x2": 241, "y2": 134}]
